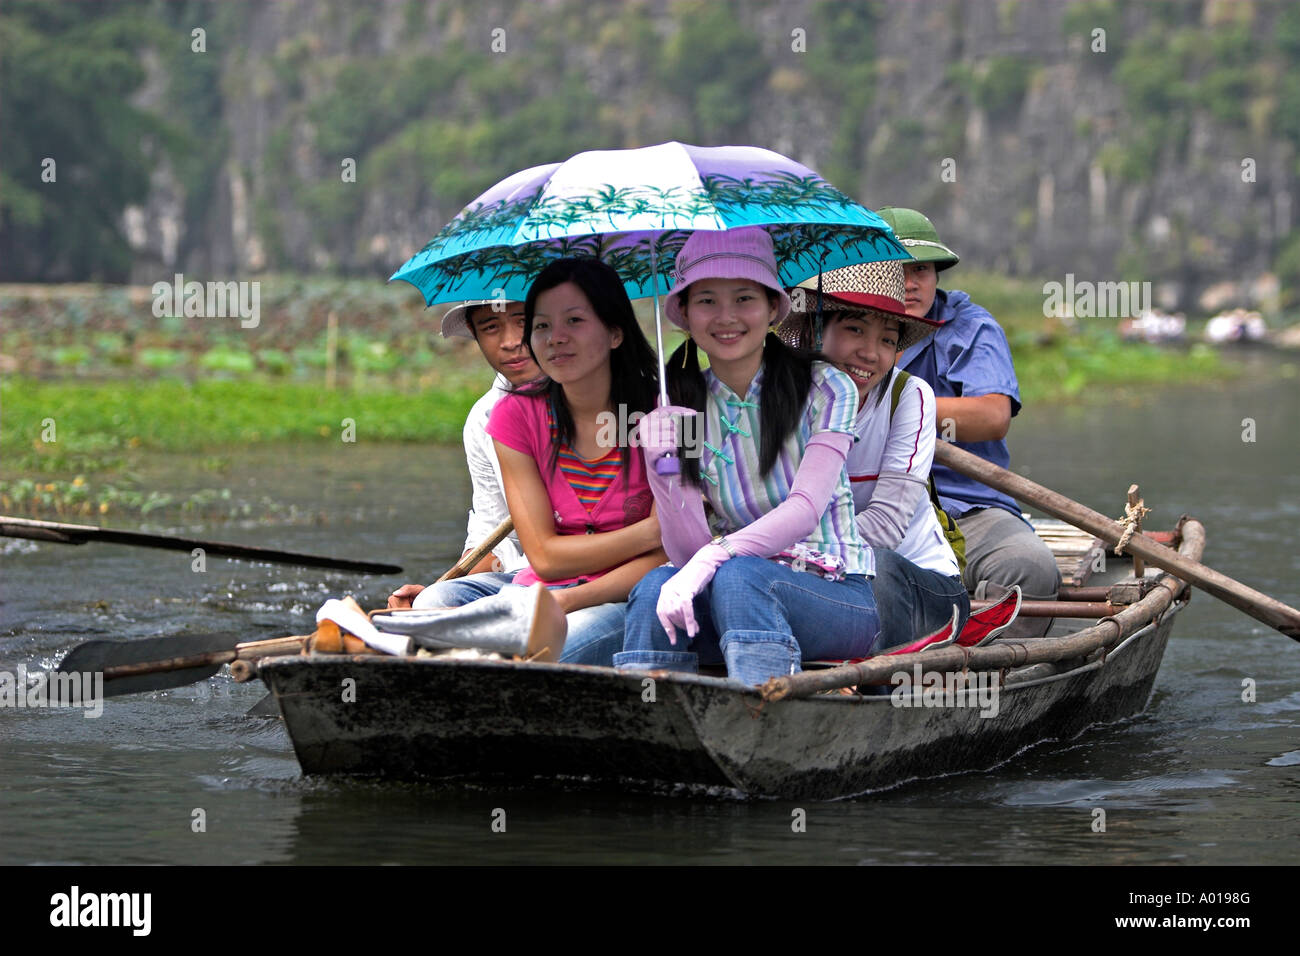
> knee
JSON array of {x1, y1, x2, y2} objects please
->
[
  {"x1": 711, "y1": 556, "x2": 774, "y2": 594},
  {"x1": 970, "y1": 550, "x2": 1060, "y2": 602},
  {"x1": 412, "y1": 580, "x2": 469, "y2": 609},
  {"x1": 629, "y1": 564, "x2": 676, "y2": 607},
  {"x1": 1020, "y1": 552, "x2": 1062, "y2": 600}
]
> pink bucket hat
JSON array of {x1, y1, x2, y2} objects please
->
[{"x1": 664, "y1": 227, "x2": 791, "y2": 329}]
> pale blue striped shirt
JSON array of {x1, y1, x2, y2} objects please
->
[{"x1": 700, "y1": 361, "x2": 872, "y2": 577}]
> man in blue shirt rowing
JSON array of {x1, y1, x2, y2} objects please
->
[{"x1": 882, "y1": 207, "x2": 1061, "y2": 637}]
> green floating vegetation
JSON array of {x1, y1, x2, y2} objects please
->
[
  {"x1": 1016, "y1": 337, "x2": 1228, "y2": 403},
  {"x1": 1, "y1": 378, "x2": 483, "y2": 475}
]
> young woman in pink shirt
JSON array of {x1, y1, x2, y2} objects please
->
[{"x1": 432, "y1": 257, "x2": 666, "y2": 665}]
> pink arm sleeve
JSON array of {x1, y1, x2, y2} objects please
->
[
  {"x1": 645, "y1": 454, "x2": 714, "y2": 567},
  {"x1": 723, "y1": 431, "x2": 851, "y2": 556}
]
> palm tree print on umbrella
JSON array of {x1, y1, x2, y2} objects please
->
[{"x1": 392, "y1": 142, "x2": 908, "y2": 306}]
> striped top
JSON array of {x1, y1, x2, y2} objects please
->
[
  {"x1": 486, "y1": 390, "x2": 652, "y2": 588},
  {"x1": 555, "y1": 439, "x2": 622, "y2": 511},
  {"x1": 700, "y1": 361, "x2": 872, "y2": 577}
]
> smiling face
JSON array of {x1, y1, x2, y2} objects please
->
[
  {"x1": 681, "y1": 278, "x2": 778, "y2": 384},
  {"x1": 903, "y1": 261, "x2": 938, "y2": 319},
  {"x1": 820, "y1": 310, "x2": 902, "y2": 404},
  {"x1": 466, "y1": 302, "x2": 540, "y2": 386},
  {"x1": 529, "y1": 281, "x2": 623, "y2": 387}
]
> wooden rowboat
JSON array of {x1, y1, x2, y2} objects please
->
[{"x1": 256, "y1": 519, "x2": 1205, "y2": 799}]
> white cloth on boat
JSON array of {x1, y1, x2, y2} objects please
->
[
  {"x1": 316, "y1": 599, "x2": 413, "y2": 656},
  {"x1": 463, "y1": 375, "x2": 527, "y2": 573}
]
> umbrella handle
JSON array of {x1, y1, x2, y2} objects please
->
[{"x1": 654, "y1": 454, "x2": 680, "y2": 476}]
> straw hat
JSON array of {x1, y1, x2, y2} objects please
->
[{"x1": 784, "y1": 260, "x2": 941, "y2": 352}]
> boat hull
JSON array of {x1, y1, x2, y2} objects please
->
[{"x1": 261, "y1": 597, "x2": 1185, "y2": 799}]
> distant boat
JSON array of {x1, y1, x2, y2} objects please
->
[
  {"x1": 1204, "y1": 308, "x2": 1267, "y2": 345},
  {"x1": 1119, "y1": 309, "x2": 1186, "y2": 344}
]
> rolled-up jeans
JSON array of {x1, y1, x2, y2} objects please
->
[
  {"x1": 870, "y1": 547, "x2": 970, "y2": 649},
  {"x1": 412, "y1": 571, "x2": 625, "y2": 667},
  {"x1": 615, "y1": 556, "x2": 881, "y2": 686}
]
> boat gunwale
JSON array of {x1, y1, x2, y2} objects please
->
[{"x1": 259, "y1": 519, "x2": 1201, "y2": 703}]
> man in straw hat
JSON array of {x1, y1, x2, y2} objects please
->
[
  {"x1": 877, "y1": 207, "x2": 1061, "y2": 635},
  {"x1": 388, "y1": 299, "x2": 540, "y2": 609},
  {"x1": 784, "y1": 259, "x2": 970, "y2": 647}
]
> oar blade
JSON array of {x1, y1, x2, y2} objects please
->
[
  {"x1": 56, "y1": 632, "x2": 243, "y2": 700},
  {"x1": 59, "y1": 632, "x2": 240, "y2": 675},
  {"x1": 93, "y1": 663, "x2": 226, "y2": 699}
]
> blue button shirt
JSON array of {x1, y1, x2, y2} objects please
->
[{"x1": 898, "y1": 288, "x2": 1024, "y2": 520}]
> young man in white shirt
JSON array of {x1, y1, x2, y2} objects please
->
[{"x1": 388, "y1": 299, "x2": 540, "y2": 608}]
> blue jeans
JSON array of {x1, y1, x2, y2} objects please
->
[
  {"x1": 615, "y1": 557, "x2": 881, "y2": 686},
  {"x1": 412, "y1": 571, "x2": 624, "y2": 667},
  {"x1": 413, "y1": 571, "x2": 516, "y2": 609},
  {"x1": 871, "y1": 548, "x2": 970, "y2": 650}
]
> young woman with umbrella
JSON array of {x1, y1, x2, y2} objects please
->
[{"x1": 614, "y1": 227, "x2": 883, "y2": 686}]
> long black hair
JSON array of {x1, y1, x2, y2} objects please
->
[
  {"x1": 518, "y1": 257, "x2": 658, "y2": 474},
  {"x1": 667, "y1": 288, "x2": 815, "y2": 486}
]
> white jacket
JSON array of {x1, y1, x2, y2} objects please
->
[{"x1": 845, "y1": 367, "x2": 960, "y2": 576}]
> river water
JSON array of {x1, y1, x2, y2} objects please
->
[{"x1": 2, "y1": 357, "x2": 1297, "y2": 865}]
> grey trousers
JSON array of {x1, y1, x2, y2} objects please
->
[{"x1": 957, "y1": 506, "x2": 1062, "y2": 638}]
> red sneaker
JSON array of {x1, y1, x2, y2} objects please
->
[
  {"x1": 956, "y1": 586, "x2": 1022, "y2": 648},
  {"x1": 882, "y1": 604, "x2": 961, "y2": 656}
]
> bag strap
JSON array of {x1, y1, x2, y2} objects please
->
[{"x1": 888, "y1": 368, "x2": 910, "y2": 421}]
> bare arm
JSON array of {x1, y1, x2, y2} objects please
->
[
  {"x1": 552, "y1": 549, "x2": 668, "y2": 613},
  {"x1": 496, "y1": 441, "x2": 662, "y2": 581},
  {"x1": 934, "y1": 394, "x2": 1012, "y2": 443}
]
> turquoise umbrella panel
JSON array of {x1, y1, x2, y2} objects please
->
[
  {"x1": 391, "y1": 142, "x2": 909, "y2": 305},
  {"x1": 396, "y1": 225, "x2": 906, "y2": 304}
]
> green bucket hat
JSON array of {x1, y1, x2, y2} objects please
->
[{"x1": 878, "y1": 207, "x2": 960, "y2": 273}]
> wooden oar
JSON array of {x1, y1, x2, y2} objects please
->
[
  {"x1": 53, "y1": 521, "x2": 514, "y2": 697},
  {"x1": 0, "y1": 515, "x2": 402, "y2": 574},
  {"x1": 932, "y1": 441, "x2": 1300, "y2": 641},
  {"x1": 57, "y1": 625, "x2": 375, "y2": 701},
  {"x1": 435, "y1": 516, "x2": 515, "y2": 582},
  {"x1": 56, "y1": 630, "x2": 291, "y2": 699}
]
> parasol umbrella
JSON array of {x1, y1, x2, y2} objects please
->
[{"x1": 390, "y1": 141, "x2": 907, "y2": 405}]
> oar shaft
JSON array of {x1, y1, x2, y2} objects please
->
[
  {"x1": 933, "y1": 442, "x2": 1300, "y2": 640},
  {"x1": 0, "y1": 516, "x2": 402, "y2": 574},
  {"x1": 436, "y1": 516, "x2": 514, "y2": 582},
  {"x1": 971, "y1": 599, "x2": 1115, "y2": 618},
  {"x1": 100, "y1": 635, "x2": 309, "y2": 680}
]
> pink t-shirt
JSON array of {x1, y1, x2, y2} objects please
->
[{"x1": 486, "y1": 391, "x2": 653, "y2": 586}]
